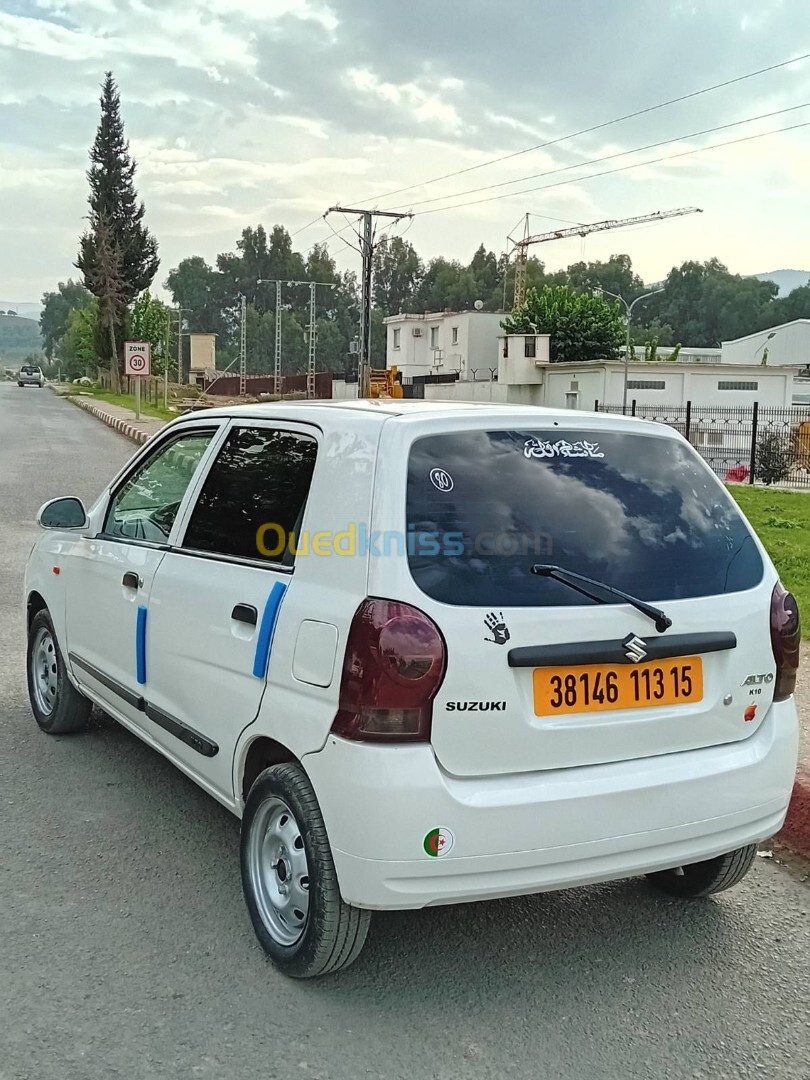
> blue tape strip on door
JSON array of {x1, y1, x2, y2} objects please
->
[
  {"x1": 252, "y1": 582, "x2": 287, "y2": 679},
  {"x1": 136, "y1": 606, "x2": 148, "y2": 685}
]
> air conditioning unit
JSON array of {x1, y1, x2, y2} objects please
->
[{"x1": 412, "y1": 327, "x2": 423, "y2": 337}]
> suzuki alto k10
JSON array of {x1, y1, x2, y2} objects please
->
[{"x1": 24, "y1": 401, "x2": 800, "y2": 976}]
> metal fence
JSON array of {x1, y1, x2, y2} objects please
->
[{"x1": 595, "y1": 401, "x2": 810, "y2": 488}]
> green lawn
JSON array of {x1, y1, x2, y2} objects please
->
[
  {"x1": 730, "y1": 486, "x2": 810, "y2": 636},
  {"x1": 61, "y1": 384, "x2": 175, "y2": 423}
]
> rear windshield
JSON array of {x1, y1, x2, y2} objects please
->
[
  {"x1": 21, "y1": 367, "x2": 39, "y2": 374},
  {"x1": 406, "y1": 428, "x2": 763, "y2": 607}
]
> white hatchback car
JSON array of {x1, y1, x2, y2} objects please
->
[{"x1": 25, "y1": 401, "x2": 800, "y2": 977}]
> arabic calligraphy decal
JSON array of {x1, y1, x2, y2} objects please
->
[{"x1": 523, "y1": 438, "x2": 605, "y2": 460}]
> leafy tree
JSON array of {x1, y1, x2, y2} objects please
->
[
  {"x1": 131, "y1": 291, "x2": 171, "y2": 375},
  {"x1": 83, "y1": 212, "x2": 129, "y2": 389},
  {"x1": 503, "y1": 285, "x2": 624, "y2": 363},
  {"x1": 76, "y1": 72, "x2": 159, "y2": 379},
  {"x1": 372, "y1": 236, "x2": 423, "y2": 314},
  {"x1": 165, "y1": 256, "x2": 231, "y2": 338},
  {"x1": 59, "y1": 300, "x2": 99, "y2": 380},
  {"x1": 645, "y1": 260, "x2": 777, "y2": 346},
  {"x1": 39, "y1": 280, "x2": 92, "y2": 359}
]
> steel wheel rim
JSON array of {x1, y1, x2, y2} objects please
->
[
  {"x1": 247, "y1": 796, "x2": 310, "y2": 947},
  {"x1": 31, "y1": 627, "x2": 58, "y2": 716}
]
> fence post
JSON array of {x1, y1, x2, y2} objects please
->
[
  {"x1": 594, "y1": 399, "x2": 599, "y2": 412},
  {"x1": 748, "y1": 401, "x2": 759, "y2": 484},
  {"x1": 685, "y1": 400, "x2": 692, "y2": 442},
  {"x1": 631, "y1": 399, "x2": 637, "y2": 417}
]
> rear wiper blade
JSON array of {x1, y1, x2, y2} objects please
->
[{"x1": 531, "y1": 564, "x2": 672, "y2": 633}]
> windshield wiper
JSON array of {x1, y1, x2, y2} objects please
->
[{"x1": 531, "y1": 564, "x2": 672, "y2": 633}]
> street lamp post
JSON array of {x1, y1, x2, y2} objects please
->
[
  {"x1": 753, "y1": 331, "x2": 777, "y2": 365},
  {"x1": 595, "y1": 287, "x2": 664, "y2": 414}
]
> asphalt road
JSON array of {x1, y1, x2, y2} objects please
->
[{"x1": 1, "y1": 382, "x2": 808, "y2": 1080}]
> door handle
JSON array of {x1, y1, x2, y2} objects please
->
[
  {"x1": 232, "y1": 604, "x2": 258, "y2": 627},
  {"x1": 122, "y1": 572, "x2": 140, "y2": 590}
]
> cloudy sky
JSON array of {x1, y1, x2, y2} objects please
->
[{"x1": 1, "y1": 0, "x2": 809, "y2": 305}]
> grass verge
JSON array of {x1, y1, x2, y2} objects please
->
[
  {"x1": 60, "y1": 384, "x2": 175, "y2": 423},
  {"x1": 730, "y1": 486, "x2": 810, "y2": 636}
]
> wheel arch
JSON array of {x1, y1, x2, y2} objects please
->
[
  {"x1": 27, "y1": 590, "x2": 49, "y2": 629},
  {"x1": 239, "y1": 735, "x2": 300, "y2": 807}
]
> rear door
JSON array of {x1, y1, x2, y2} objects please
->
[
  {"x1": 369, "y1": 417, "x2": 775, "y2": 778},
  {"x1": 142, "y1": 421, "x2": 319, "y2": 802}
]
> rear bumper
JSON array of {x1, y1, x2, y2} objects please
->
[{"x1": 303, "y1": 700, "x2": 799, "y2": 910}]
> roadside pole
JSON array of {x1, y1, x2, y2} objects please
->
[{"x1": 125, "y1": 341, "x2": 152, "y2": 422}]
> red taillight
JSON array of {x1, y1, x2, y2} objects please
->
[
  {"x1": 770, "y1": 582, "x2": 800, "y2": 701},
  {"x1": 332, "y1": 598, "x2": 447, "y2": 742}
]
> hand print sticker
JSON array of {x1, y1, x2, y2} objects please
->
[{"x1": 484, "y1": 611, "x2": 510, "y2": 646}]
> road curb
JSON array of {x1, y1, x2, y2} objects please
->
[
  {"x1": 63, "y1": 392, "x2": 155, "y2": 445},
  {"x1": 776, "y1": 771, "x2": 810, "y2": 859}
]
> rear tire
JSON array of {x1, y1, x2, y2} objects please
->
[
  {"x1": 240, "y1": 763, "x2": 371, "y2": 978},
  {"x1": 646, "y1": 845, "x2": 757, "y2": 898},
  {"x1": 27, "y1": 609, "x2": 91, "y2": 734}
]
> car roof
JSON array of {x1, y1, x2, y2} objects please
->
[{"x1": 182, "y1": 398, "x2": 677, "y2": 436}]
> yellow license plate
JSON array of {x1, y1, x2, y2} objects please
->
[{"x1": 533, "y1": 657, "x2": 703, "y2": 716}]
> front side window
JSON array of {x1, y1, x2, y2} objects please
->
[
  {"x1": 182, "y1": 427, "x2": 317, "y2": 562},
  {"x1": 104, "y1": 431, "x2": 214, "y2": 543},
  {"x1": 406, "y1": 429, "x2": 763, "y2": 607}
]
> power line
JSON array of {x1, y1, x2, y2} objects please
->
[
  {"x1": 414, "y1": 116, "x2": 810, "y2": 217},
  {"x1": 392, "y1": 100, "x2": 810, "y2": 211},
  {"x1": 286, "y1": 53, "x2": 810, "y2": 252},
  {"x1": 356, "y1": 51, "x2": 810, "y2": 205}
]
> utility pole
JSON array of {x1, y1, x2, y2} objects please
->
[
  {"x1": 239, "y1": 293, "x2": 247, "y2": 397},
  {"x1": 274, "y1": 281, "x2": 282, "y2": 396},
  {"x1": 258, "y1": 278, "x2": 337, "y2": 399},
  {"x1": 327, "y1": 206, "x2": 411, "y2": 397},
  {"x1": 175, "y1": 306, "x2": 184, "y2": 390}
]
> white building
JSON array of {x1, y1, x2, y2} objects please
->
[
  {"x1": 384, "y1": 310, "x2": 503, "y2": 379},
  {"x1": 722, "y1": 319, "x2": 810, "y2": 369}
]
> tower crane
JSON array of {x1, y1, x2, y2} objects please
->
[{"x1": 510, "y1": 207, "x2": 702, "y2": 308}]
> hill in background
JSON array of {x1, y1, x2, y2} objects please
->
[
  {"x1": 0, "y1": 313, "x2": 44, "y2": 367},
  {"x1": 753, "y1": 270, "x2": 810, "y2": 296}
]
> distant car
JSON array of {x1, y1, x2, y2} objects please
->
[
  {"x1": 23, "y1": 401, "x2": 802, "y2": 977},
  {"x1": 18, "y1": 365, "x2": 44, "y2": 388}
]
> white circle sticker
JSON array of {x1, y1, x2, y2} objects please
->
[
  {"x1": 423, "y1": 827, "x2": 455, "y2": 858},
  {"x1": 430, "y1": 468, "x2": 454, "y2": 492}
]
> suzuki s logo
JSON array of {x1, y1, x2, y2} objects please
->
[
  {"x1": 623, "y1": 634, "x2": 647, "y2": 663},
  {"x1": 741, "y1": 673, "x2": 774, "y2": 687}
]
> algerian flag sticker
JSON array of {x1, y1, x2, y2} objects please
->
[{"x1": 423, "y1": 827, "x2": 454, "y2": 858}]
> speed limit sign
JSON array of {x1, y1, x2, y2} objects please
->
[{"x1": 125, "y1": 341, "x2": 151, "y2": 376}]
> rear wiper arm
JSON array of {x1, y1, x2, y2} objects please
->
[{"x1": 531, "y1": 564, "x2": 672, "y2": 633}]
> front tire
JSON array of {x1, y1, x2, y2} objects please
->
[
  {"x1": 646, "y1": 845, "x2": 757, "y2": 898},
  {"x1": 240, "y1": 763, "x2": 371, "y2": 978},
  {"x1": 27, "y1": 609, "x2": 91, "y2": 734}
]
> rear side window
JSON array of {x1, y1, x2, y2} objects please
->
[
  {"x1": 182, "y1": 426, "x2": 317, "y2": 563},
  {"x1": 406, "y1": 429, "x2": 763, "y2": 607}
]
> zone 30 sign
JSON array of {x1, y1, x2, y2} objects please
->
[{"x1": 124, "y1": 341, "x2": 151, "y2": 377}]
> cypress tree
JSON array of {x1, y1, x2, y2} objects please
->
[{"x1": 76, "y1": 72, "x2": 158, "y2": 384}]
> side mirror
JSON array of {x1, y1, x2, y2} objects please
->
[{"x1": 37, "y1": 497, "x2": 88, "y2": 530}]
